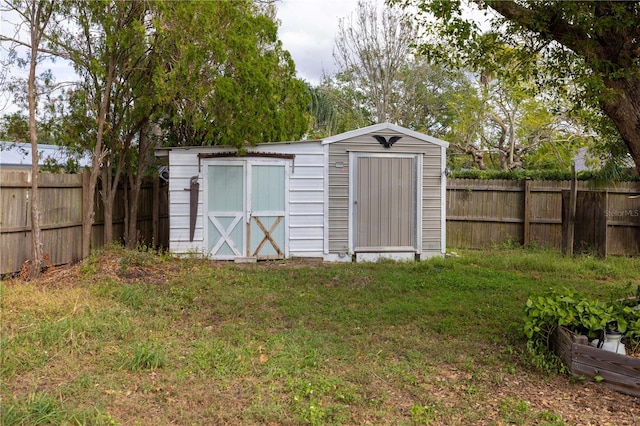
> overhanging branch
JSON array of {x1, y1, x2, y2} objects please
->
[{"x1": 483, "y1": 0, "x2": 604, "y2": 61}]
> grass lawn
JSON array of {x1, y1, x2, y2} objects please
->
[{"x1": 2, "y1": 247, "x2": 640, "y2": 425}]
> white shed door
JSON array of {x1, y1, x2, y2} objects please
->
[
  {"x1": 207, "y1": 164, "x2": 246, "y2": 259},
  {"x1": 249, "y1": 165, "x2": 286, "y2": 259},
  {"x1": 207, "y1": 162, "x2": 286, "y2": 260}
]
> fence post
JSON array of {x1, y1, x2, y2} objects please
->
[{"x1": 523, "y1": 179, "x2": 531, "y2": 247}]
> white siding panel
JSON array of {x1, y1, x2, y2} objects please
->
[
  {"x1": 290, "y1": 202, "x2": 324, "y2": 215},
  {"x1": 290, "y1": 178, "x2": 324, "y2": 191},
  {"x1": 168, "y1": 150, "x2": 204, "y2": 255},
  {"x1": 291, "y1": 155, "x2": 324, "y2": 167},
  {"x1": 169, "y1": 176, "x2": 202, "y2": 194},
  {"x1": 170, "y1": 228, "x2": 204, "y2": 242},
  {"x1": 289, "y1": 226, "x2": 324, "y2": 239},
  {"x1": 289, "y1": 215, "x2": 324, "y2": 227},
  {"x1": 289, "y1": 190, "x2": 324, "y2": 203},
  {"x1": 289, "y1": 238, "x2": 324, "y2": 252},
  {"x1": 170, "y1": 214, "x2": 205, "y2": 230},
  {"x1": 290, "y1": 166, "x2": 324, "y2": 178},
  {"x1": 170, "y1": 190, "x2": 204, "y2": 205},
  {"x1": 169, "y1": 151, "x2": 199, "y2": 166}
]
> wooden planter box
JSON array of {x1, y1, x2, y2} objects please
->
[{"x1": 552, "y1": 326, "x2": 640, "y2": 397}]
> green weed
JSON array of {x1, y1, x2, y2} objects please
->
[
  {"x1": 498, "y1": 397, "x2": 564, "y2": 425},
  {"x1": 1, "y1": 392, "x2": 117, "y2": 426},
  {"x1": 125, "y1": 341, "x2": 167, "y2": 371},
  {"x1": 410, "y1": 403, "x2": 436, "y2": 424},
  {"x1": 117, "y1": 284, "x2": 146, "y2": 310}
]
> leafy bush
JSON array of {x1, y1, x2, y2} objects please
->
[{"x1": 523, "y1": 287, "x2": 640, "y2": 356}]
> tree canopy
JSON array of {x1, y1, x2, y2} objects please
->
[
  {"x1": 392, "y1": 0, "x2": 640, "y2": 173},
  {"x1": 1, "y1": 0, "x2": 310, "y2": 254},
  {"x1": 310, "y1": 0, "x2": 473, "y2": 139},
  {"x1": 156, "y1": 0, "x2": 310, "y2": 147}
]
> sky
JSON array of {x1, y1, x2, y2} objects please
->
[{"x1": 276, "y1": 0, "x2": 363, "y2": 85}]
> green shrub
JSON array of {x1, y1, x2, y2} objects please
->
[{"x1": 523, "y1": 287, "x2": 640, "y2": 369}]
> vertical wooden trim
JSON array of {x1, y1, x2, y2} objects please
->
[{"x1": 523, "y1": 179, "x2": 531, "y2": 247}]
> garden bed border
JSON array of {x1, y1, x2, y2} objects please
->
[{"x1": 552, "y1": 326, "x2": 640, "y2": 397}]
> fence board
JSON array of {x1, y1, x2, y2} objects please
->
[{"x1": 0, "y1": 170, "x2": 168, "y2": 275}]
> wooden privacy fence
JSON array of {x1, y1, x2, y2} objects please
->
[
  {"x1": 0, "y1": 169, "x2": 169, "y2": 275},
  {"x1": 2, "y1": 173, "x2": 639, "y2": 275},
  {"x1": 447, "y1": 179, "x2": 640, "y2": 255}
]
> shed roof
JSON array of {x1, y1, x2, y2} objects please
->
[
  {"x1": 154, "y1": 123, "x2": 448, "y2": 157},
  {"x1": 154, "y1": 139, "x2": 320, "y2": 157},
  {"x1": 321, "y1": 122, "x2": 449, "y2": 148}
]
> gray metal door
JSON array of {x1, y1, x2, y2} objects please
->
[{"x1": 354, "y1": 155, "x2": 417, "y2": 251}]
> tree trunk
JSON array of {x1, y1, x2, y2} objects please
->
[
  {"x1": 82, "y1": 60, "x2": 116, "y2": 258},
  {"x1": 456, "y1": 143, "x2": 487, "y2": 170},
  {"x1": 489, "y1": 113, "x2": 509, "y2": 171},
  {"x1": 26, "y1": 1, "x2": 48, "y2": 280},
  {"x1": 498, "y1": 151, "x2": 508, "y2": 171},
  {"x1": 103, "y1": 193, "x2": 114, "y2": 245},
  {"x1": 126, "y1": 172, "x2": 141, "y2": 249},
  {"x1": 27, "y1": 74, "x2": 43, "y2": 280},
  {"x1": 601, "y1": 77, "x2": 640, "y2": 175},
  {"x1": 123, "y1": 180, "x2": 130, "y2": 245},
  {"x1": 126, "y1": 120, "x2": 152, "y2": 249}
]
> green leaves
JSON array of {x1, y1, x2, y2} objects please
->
[
  {"x1": 156, "y1": 0, "x2": 309, "y2": 147},
  {"x1": 395, "y1": 0, "x2": 640, "y2": 174},
  {"x1": 523, "y1": 287, "x2": 639, "y2": 348}
]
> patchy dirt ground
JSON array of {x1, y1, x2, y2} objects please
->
[
  {"x1": 494, "y1": 374, "x2": 640, "y2": 425},
  {"x1": 8, "y1": 257, "x2": 640, "y2": 425}
]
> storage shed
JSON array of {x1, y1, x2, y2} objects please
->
[{"x1": 157, "y1": 122, "x2": 448, "y2": 262}]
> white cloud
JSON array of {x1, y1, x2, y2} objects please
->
[{"x1": 277, "y1": 0, "x2": 362, "y2": 85}]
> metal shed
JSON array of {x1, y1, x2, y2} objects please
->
[{"x1": 157, "y1": 122, "x2": 448, "y2": 262}]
